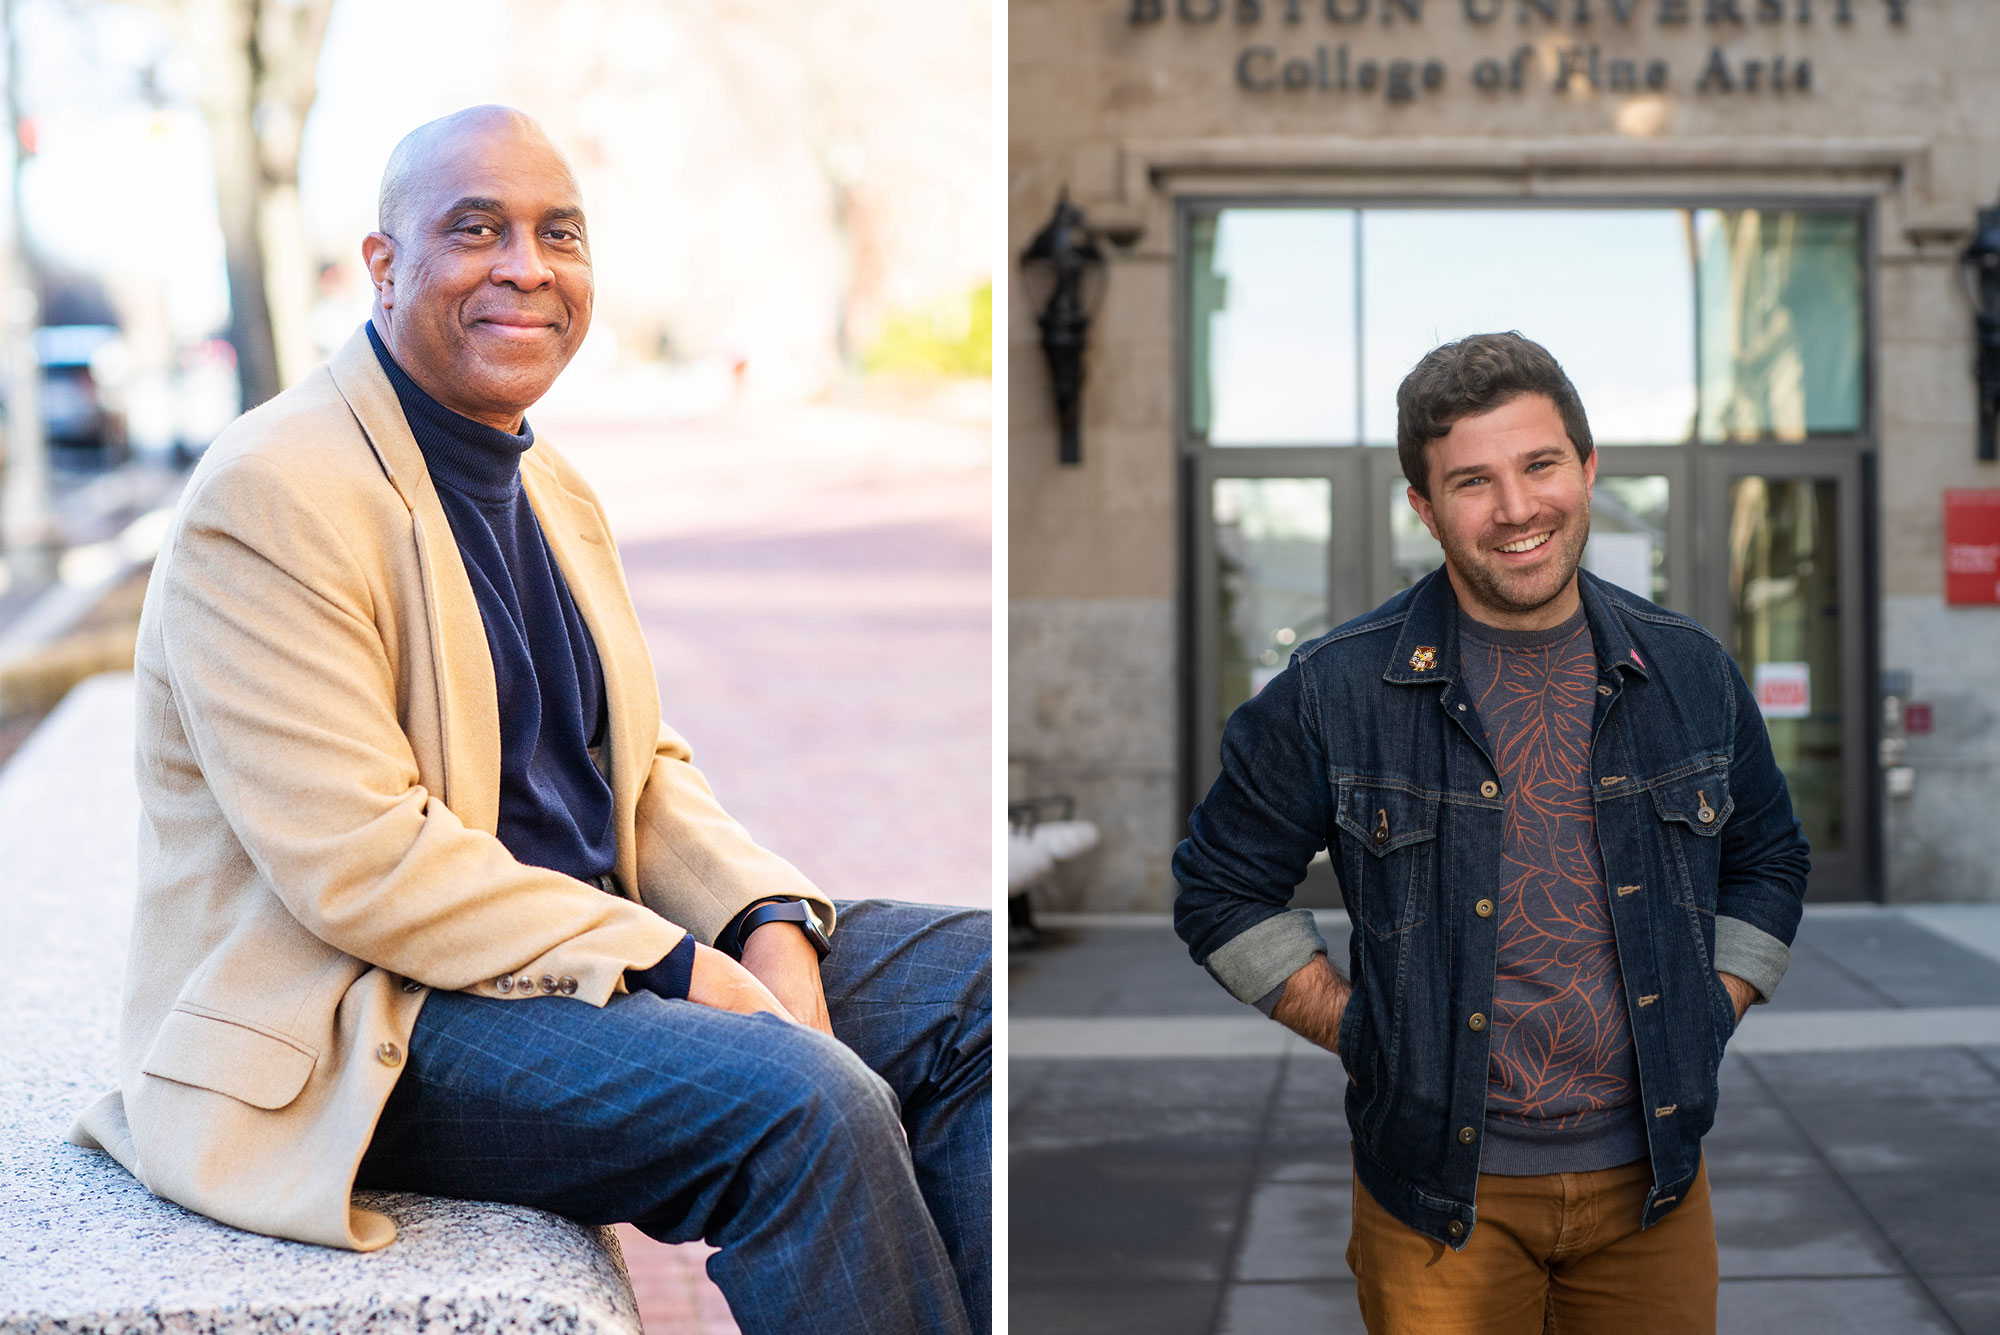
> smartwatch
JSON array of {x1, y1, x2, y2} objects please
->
[{"x1": 719, "y1": 897, "x2": 832, "y2": 961}]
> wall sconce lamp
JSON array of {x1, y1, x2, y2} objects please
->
[
  {"x1": 1020, "y1": 191, "x2": 1107, "y2": 466},
  {"x1": 1959, "y1": 197, "x2": 2000, "y2": 463}
]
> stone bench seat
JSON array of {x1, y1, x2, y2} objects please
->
[{"x1": 0, "y1": 674, "x2": 642, "y2": 1335}]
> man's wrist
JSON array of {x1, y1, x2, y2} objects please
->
[
  {"x1": 718, "y1": 897, "x2": 831, "y2": 960},
  {"x1": 1269, "y1": 953, "x2": 1350, "y2": 1054}
]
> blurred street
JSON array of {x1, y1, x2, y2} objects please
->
[{"x1": 1011, "y1": 909, "x2": 2000, "y2": 1335}]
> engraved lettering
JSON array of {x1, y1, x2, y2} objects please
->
[
  {"x1": 1237, "y1": 45, "x2": 1278, "y2": 88},
  {"x1": 1696, "y1": 44, "x2": 1735, "y2": 88}
]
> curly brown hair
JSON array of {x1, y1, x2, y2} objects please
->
[{"x1": 1395, "y1": 332, "x2": 1593, "y2": 498}]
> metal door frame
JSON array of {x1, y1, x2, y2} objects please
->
[{"x1": 1691, "y1": 443, "x2": 1872, "y2": 901}]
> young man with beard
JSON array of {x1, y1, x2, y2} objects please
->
[{"x1": 1173, "y1": 332, "x2": 1808, "y2": 1333}]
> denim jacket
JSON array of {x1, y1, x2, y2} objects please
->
[{"x1": 1173, "y1": 568, "x2": 1809, "y2": 1249}]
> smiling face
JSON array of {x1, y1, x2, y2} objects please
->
[
  {"x1": 362, "y1": 110, "x2": 591, "y2": 431},
  {"x1": 1406, "y1": 392, "x2": 1596, "y2": 631}
]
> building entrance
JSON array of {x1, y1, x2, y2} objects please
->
[{"x1": 1179, "y1": 202, "x2": 1876, "y2": 901}]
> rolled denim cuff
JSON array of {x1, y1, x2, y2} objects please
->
[
  {"x1": 1202, "y1": 908, "x2": 1328, "y2": 1005},
  {"x1": 1714, "y1": 914, "x2": 1790, "y2": 1003}
]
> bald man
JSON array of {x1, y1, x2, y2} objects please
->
[{"x1": 70, "y1": 108, "x2": 990, "y2": 1335}]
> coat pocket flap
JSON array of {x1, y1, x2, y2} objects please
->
[
  {"x1": 140, "y1": 1007, "x2": 318, "y2": 1111},
  {"x1": 1335, "y1": 782, "x2": 1440, "y2": 857},
  {"x1": 1650, "y1": 771, "x2": 1734, "y2": 836}
]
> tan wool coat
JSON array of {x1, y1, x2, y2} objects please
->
[{"x1": 69, "y1": 326, "x2": 833, "y2": 1251}]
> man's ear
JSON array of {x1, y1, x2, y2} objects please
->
[
  {"x1": 1407, "y1": 485, "x2": 1441, "y2": 543},
  {"x1": 361, "y1": 233, "x2": 396, "y2": 310}
]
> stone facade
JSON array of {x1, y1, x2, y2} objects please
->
[{"x1": 1011, "y1": 0, "x2": 2000, "y2": 908}]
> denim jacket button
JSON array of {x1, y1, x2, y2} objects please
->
[
  {"x1": 1448, "y1": 1220, "x2": 1466, "y2": 1238},
  {"x1": 1458, "y1": 1126, "x2": 1478, "y2": 1144},
  {"x1": 1468, "y1": 1013, "x2": 1488, "y2": 1032},
  {"x1": 1475, "y1": 898, "x2": 1494, "y2": 918},
  {"x1": 1479, "y1": 781, "x2": 1500, "y2": 799}
]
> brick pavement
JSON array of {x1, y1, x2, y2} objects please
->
[
  {"x1": 535, "y1": 392, "x2": 991, "y2": 1334},
  {"x1": 1011, "y1": 909, "x2": 2000, "y2": 1335}
]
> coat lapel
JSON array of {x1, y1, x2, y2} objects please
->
[{"x1": 325, "y1": 327, "x2": 502, "y2": 834}]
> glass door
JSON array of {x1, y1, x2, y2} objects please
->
[{"x1": 1695, "y1": 447, "x2": 1869, "y2": 901}]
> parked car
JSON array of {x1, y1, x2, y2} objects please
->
[{"x1": 36, "y1": 324, "x2": 128, "y2": 469}]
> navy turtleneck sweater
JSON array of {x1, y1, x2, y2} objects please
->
[{"x1": 368, "y1": 321, "x2": 617, "y2": 888}]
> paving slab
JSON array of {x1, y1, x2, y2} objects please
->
[
  {"x1": 1235, "y1": 1181, "x2": 1355, "y2": 1282},
  {"x1": 1699, "y1": 1098, "x2": 1825, "y2": 1180},
  {"x1": 1928, "y1": 1274, "x2": 2000, "y2": 1334},
  {"x1": 1788, "y1": 915, "x2": 2000, "y2": 1010},
  {"x1": 1749, "y1": 1047, "x2": 2000, "y2": 1099},
  {"x1": 1011, "y1": 1281, "x2": 1220, "y2": 1335},
  {"x1": 1715, "y1": 1277, "x2": 1957, "y2": 1334},
  {"x1": 1837, "y1": 1170, "x2": 2000, "y2": 1280},
  {"x1": 1711, "y1": 1174, "x2": 1904, "y2": 1278},
  {"x1": 1217, "y1": 1281, "x2": 1366, "y2": 1334},
  {"x1": 1010, "y1": 1143, "x2": 1256, "y2": 1286}
]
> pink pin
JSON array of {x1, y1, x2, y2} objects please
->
[{"x1": 1630, "y1": 649, "x2": 1645, "y2": 667}]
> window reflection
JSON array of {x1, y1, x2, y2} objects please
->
[
  {"x1": 1189, "y1": 211, "x2": 1358, "y2": 445},
  {"x1": 1729, "y1": 477, "x2": 1843, "y2": 852},
  {"x1": 1214, "y1": 478, "x2": 1332, "y2": 730},
  {"x1": 1696, "y1": 211, "x2": 1864, "y2": 441},
  {"x1": 1184, "y1": 205, "x2": 1866, "y2": 449},
  {"x1": 1585, "y1": 476, "x2": 1670, "y2": 604}
]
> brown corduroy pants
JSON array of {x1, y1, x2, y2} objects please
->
[{"x1": 1346, "y1": 1157, "x2": 1718, "y2": 1335}]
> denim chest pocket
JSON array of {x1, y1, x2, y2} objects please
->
[
  {"x1": 1650, "y1": 769, "x2": 1733, "y2": 910},
  {"x1": 1333, "y1": 782, "x2": 1438, "y2": 938}
]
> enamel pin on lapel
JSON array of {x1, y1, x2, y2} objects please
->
[{"x1": 1410, "y1": 646, "x2": 1437, "y2": 672}]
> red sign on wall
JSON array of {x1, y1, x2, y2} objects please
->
[{"x1": 1945, "y1": 490, "x2": 2000, "y2": 606}]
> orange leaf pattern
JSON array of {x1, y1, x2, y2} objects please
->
[{"x1": 1461, "y1": 619, "x2": 1639, "y2": 1136}]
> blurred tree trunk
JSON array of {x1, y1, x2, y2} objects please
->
[{"x1": 168, "y1": 0, "x2": 332, "y2": 409}]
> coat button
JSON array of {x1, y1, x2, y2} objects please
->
[
  {"x1": 1448, "y1": 1220, "x2": 1466, "y2": 1239},
  {"x1": 1468, "y1": 1013, "x2": 1487, "y2": 1032},
  {"x1": 401, "y1": 979, "x2": 422, "y2": 994},
  {"x1": 497, "y1": 976, "x2": 514, "y2": 994},
  {"x1": 377, "y1": 1041, "x2": 402, "y2": 1067},
  {"x1": 1475, "y1": 899, "x2": 1494, "y2": 918},
  {"x1": 517, "y1": 976, "x2": 536, "y2": 994},
  {"x1": 1480, "y1": 781, "x2": 1499, "y2": 799},
  {"x1": 1458, "y1": 1126, "x2": 1478, "y2": 1144},
  {"x1": 558, "y1": 976, "x2": 578, "y2": 996},
  {"x1": 540, "y1": 975, "x2": 559, "y2": 994}
]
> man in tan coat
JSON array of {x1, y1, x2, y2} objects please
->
[{"x1": 68, "y1": 107, "x2": 989, "y2": 1335}]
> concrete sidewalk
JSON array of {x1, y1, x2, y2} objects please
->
[{"x1": 1011, "y1": 908, "x2": 2000, "y2": 1335}]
